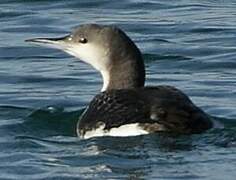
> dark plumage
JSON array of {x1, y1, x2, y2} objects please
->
[{"x1": 78, "y1": 86, "x2": 212, "y2": 137}]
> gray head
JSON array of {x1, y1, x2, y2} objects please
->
[{"x1": 26, "y1": 24, "x2": 145, "y2": 91}]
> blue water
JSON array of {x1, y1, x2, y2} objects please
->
[{"x1": 0, "y1": 0, "x2": 236, "y2": 179}]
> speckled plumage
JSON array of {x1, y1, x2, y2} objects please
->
[{"x1": 78, "y1": 86, "x2": 212, "y2": 137}]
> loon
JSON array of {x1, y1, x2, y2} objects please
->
[{"x1": 26, "y1": 24, "x2": 213, "y2": 139}]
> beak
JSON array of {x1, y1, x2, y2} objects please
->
[{"x1": 25, "y1": 35, "x2": 70, "y2": 49}]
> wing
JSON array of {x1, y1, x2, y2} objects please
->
[{"x1": 137, "y1": 86, "x2": 213, "y2": 134}]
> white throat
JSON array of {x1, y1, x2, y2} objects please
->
[{"x1": 62, "y1": 44, "x2": 111, "y2": 92}]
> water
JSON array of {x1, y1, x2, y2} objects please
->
[{"x1": 0, "y1": 0, "x2": 236, "y2": 179}]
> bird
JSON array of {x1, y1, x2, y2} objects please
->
[{"x1": 26, "y1": 24, "x2": 213, "y2": 139}]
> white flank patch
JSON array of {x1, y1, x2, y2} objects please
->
[{"x1": 82, "y1": 123, "x2": 149, "y2": 139}]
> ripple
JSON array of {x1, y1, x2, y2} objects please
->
[
  {"x1": 23, "y1": 106, "x2": 84, "y2": 136},
  {"x1": 1, "y1": 0, "x2": 236, "y2": 179},
  {"x1": 144, "y1": 53, "x2": 192, "y2": 63},
  {"x1": 190, "y1": 27, "x2": 234, "y2": 33}
]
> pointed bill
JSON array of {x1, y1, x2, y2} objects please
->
[{"x1": 25, "y1": 36, "x2": 71, "y2": 49}]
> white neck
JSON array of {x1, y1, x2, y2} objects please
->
[{"x1": 101, "y1": 70, "x2": 110, "y2": 92}]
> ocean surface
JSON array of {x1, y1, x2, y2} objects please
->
[{"x1": 0, "y1": 0, "x2": 236, "y2": 179}]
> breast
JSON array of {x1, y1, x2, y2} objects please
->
[{"x1": 77, "y1": 86, "x2": 213, "y2": 139}]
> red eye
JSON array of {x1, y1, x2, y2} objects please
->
[{"x1": 79, "y1": 38, "x2": 87, "y2": 44}]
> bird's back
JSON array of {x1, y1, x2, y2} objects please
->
[{"x1": 77, "y1": 86, "x2": 213, "y2": 138}]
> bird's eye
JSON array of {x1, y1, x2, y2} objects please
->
[{"x1": 79, "y1": 38, "x2": 87, "y2": 44}]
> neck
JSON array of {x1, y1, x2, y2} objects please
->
[{"x1": 101, "y1": 52, "x2": 145, "y2": 92}]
